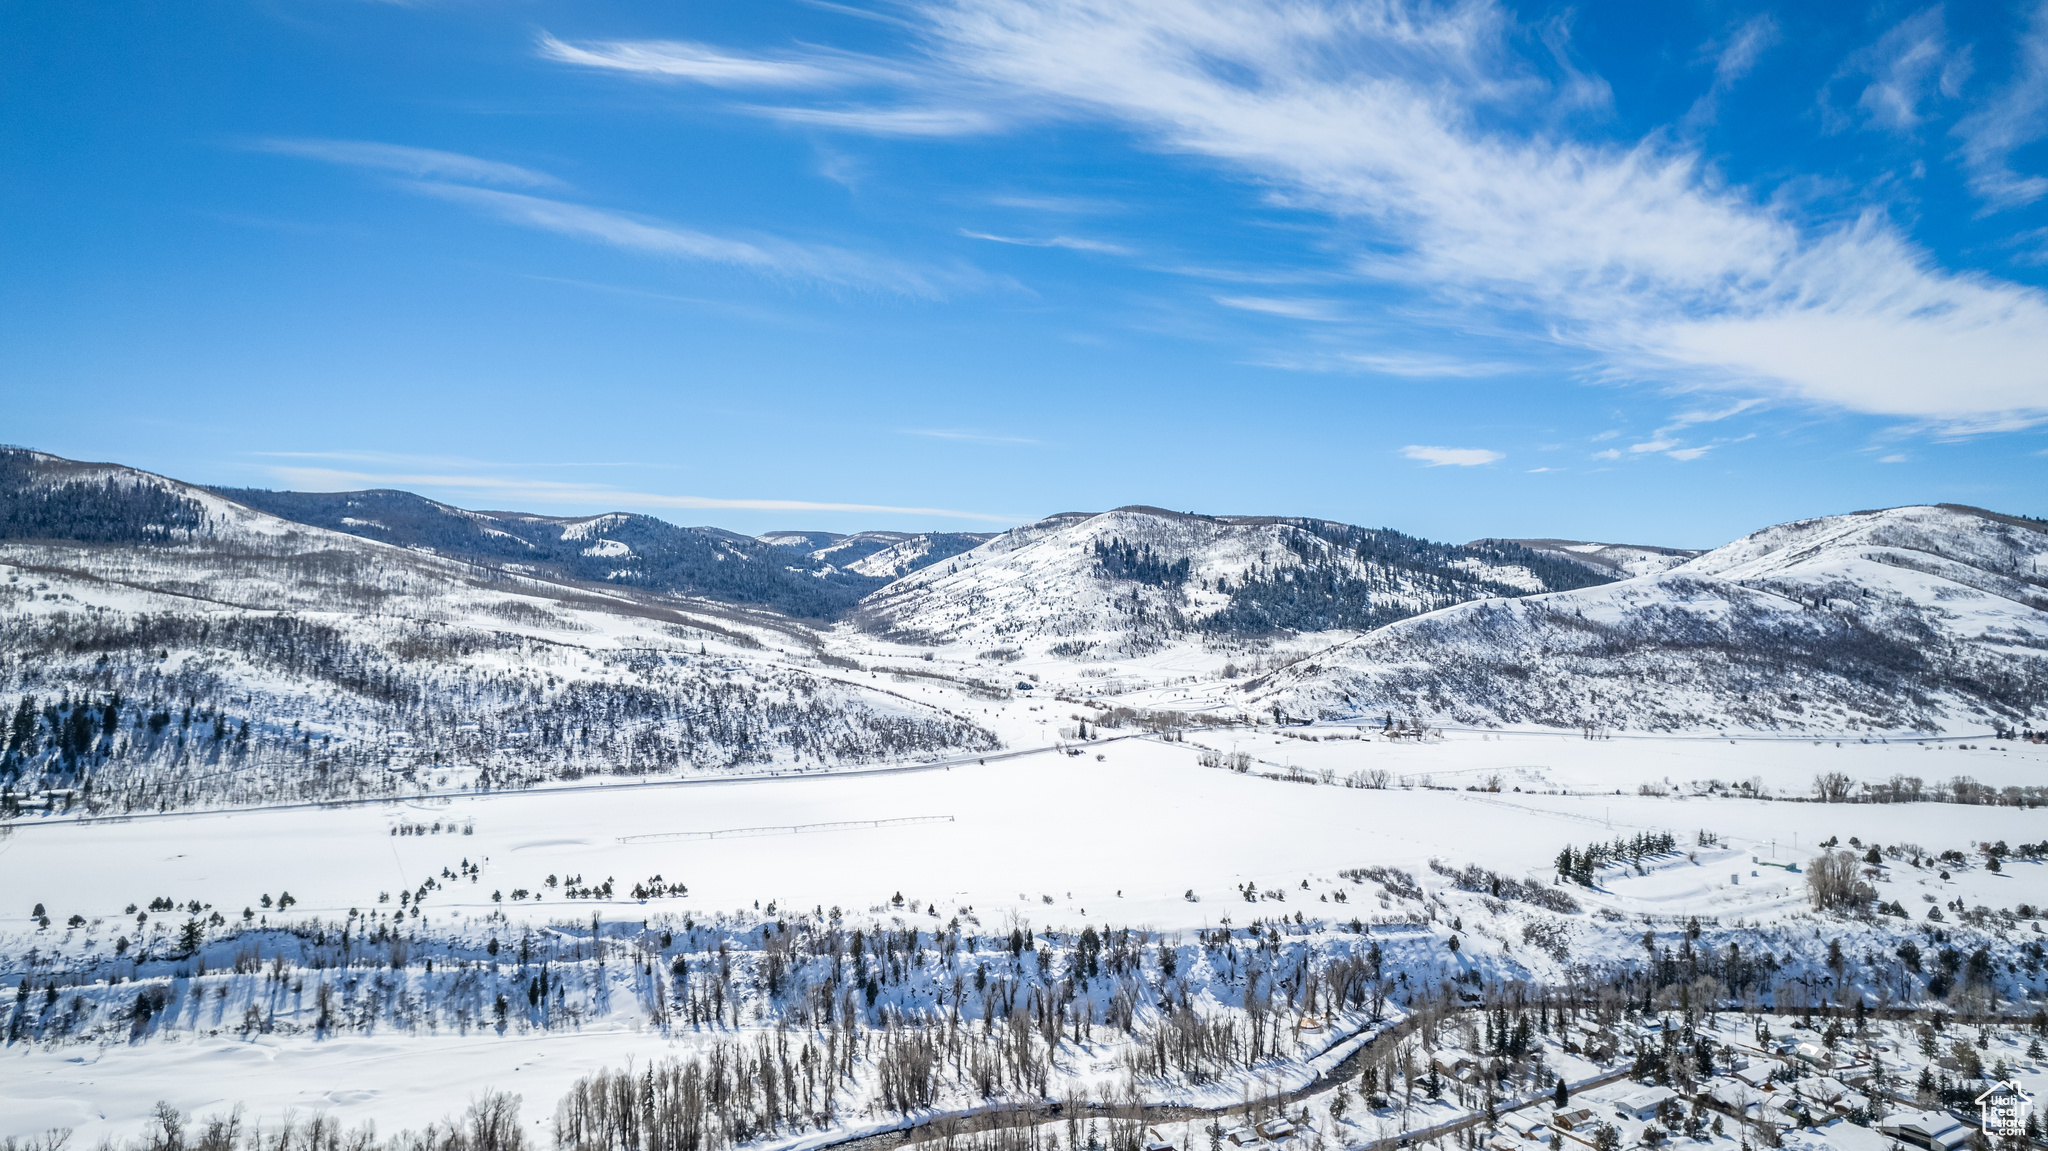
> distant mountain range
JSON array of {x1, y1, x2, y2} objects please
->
[
  {"x1": 208, "y1": 485, "x2": 1608, "y2": 637},
  {"x1": 210, "y1": 487, "x2": 990, "y2": 620},
  {"x1": 1, "y1": 445, "x2": 2043, "y2": 816},
  {"x1": 1252, "y1": 504, "x2": 2048, "y2": 732},
  {"x1": 853, "y1": 506, "x2": 1612, "y2": 653}
]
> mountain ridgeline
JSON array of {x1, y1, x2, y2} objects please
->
[
  {"x1": 1084, "y1": 519, "x2": 1614, "y2": 634},
  {"x1": 1, "y1": 450, "x2": 209, "y2": 545},
  {"x1": 211, "y1": 487, "x2": 888, "y2": 619},
  {"x1": 0, "y1": 449, "x2": 1001, "y2": 814},
  {"x1": 6, "y1": 447, "x2": 2040, "y2": 765},
  {"x1": 1195, "y1": 520, "x2": 1613, "y2": 634},
  {"x1": 213, "y1": 485, "x2": 1606, "y2": 636}
]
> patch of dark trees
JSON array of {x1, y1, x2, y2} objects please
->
[
  {"x1": 1202, "y1": 523, "x2": 1614, "y2": 635},
  {"x1": 0, "y1": 449, "x2": 207, "y2": 544},
  {"x1": 1091, "y1": 538, "x2": 1191, "y2": 586}
]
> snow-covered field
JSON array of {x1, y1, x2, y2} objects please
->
[
  {"x1": 6, "y1": 455, "x2": 2048, "y2": 1151},
  {"x1": 9, "y1": 730, "x2": 2046, "y2": 936},
  {"x1": 6, "y1": 732, "x2": 2047, "y2": 1147}
]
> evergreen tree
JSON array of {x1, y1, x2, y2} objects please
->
[{"x1": 7, "y1": 697, "x2": 36, "y2": 755}]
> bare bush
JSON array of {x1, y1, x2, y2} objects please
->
[
  {"x1": 1805, "y1": 849, "x2": 1873, "y2": 911},
  {"x1": 1812, "y1": 772, "x2": 1854, "y2": 803}
]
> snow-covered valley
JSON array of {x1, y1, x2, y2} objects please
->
[{"x1": 4, "y1": 449, "x2": 2048, "y2": 1151}]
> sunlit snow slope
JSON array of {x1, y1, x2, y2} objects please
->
[
  {"x1": 0, "y1": 450, "x2": 996, "y2": 812},
  {"x1": 853, "y1": 506, "x2": 1608, "y2": 655},
  {"x1": 1251, "y1": 505, "x2": 2048, "y2": 733}
]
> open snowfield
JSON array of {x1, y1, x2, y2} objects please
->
[
  {"x1": 9, "y1": 730, "x2": 2047, "y2": 939},
  {"x1": 8, "y1": 729, "x2": 2048, "y2": 1148},
  {"x1": 8, "y1": 730, "x2": 2048, "y2": 940},
  {"x1": 2, "y1": 1024, "x2": 702, "y2": 1145}
]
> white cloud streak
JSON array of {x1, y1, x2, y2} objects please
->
[
  {"x1": 1829, "y1": 7, "x2": 1969, "y2": 135},
  {"x1": 1952, "y1": 0, "x2": 2048, "y2": 210},
  {"x1": 264, "y1": 467, "x2": 1015, "y2": 522},
  {"x1": 904, "y1": 0, "x2": 2048, "y2": 423},
  {"x1": 260, "y1": 134, "x2": 977, "y2": 297},
  {"x1": 899, "y1": 428, "x2": 1042, "y2": 444},
  {"x1": 1213, "y1": 295, "x2": 1342, "y2": 321},
  {"x1": 250, "y1": 138, "x2": 564, "y2": 188},
  {"x1": 962, "y1": 230, "x2": 1131, "y2": 253},
  {"x1": 1401, "y1": 445, "x2": 1503, "y2": 466},
  {"x1": 536, "y1": 1, "x2": 2048, "y2": 423},
  {"x1": 1337, "y1": 352, "x2": 1512, "y2": 377},
  {"x1": 536, "y1": 34, "x2": 865, "y2": 87},
  {"x1": 411, "y1": 183, "x2": 955, "y2": 295},
  {"x1": 1684, "y1": 15, "x2": 1777, "y2": 128},
  {"x1": 745, "y1": 104, "x2": 998, "y2": 136}
]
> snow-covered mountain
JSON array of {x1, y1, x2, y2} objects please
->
[
  {"x1": 852, "y1": 506, "x2": 1613, "y2": 654},
  {"x1": 9, "y1": 448, "x2": 2043, "y2": 791},
  {"x1": 218, "y1": 487, "x2": 881, "y2": 619},
  {"x1": 754, "y1": 528, "x2": 993, "y2": 578},
  {"x1": 1489, "y1": 537, "x2": 1702, "y2": 579},
  {"x1": 842, "y1": 531, "x2": 991, "y2": 578},
  {"x1": 1250, "y1": 504, "x2": 2048, "y2": 732},
  {"x1": 0, "y1": 450, "x2": 996, "y2": 812}
]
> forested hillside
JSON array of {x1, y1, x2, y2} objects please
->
[
  {"x1": 214, "y1": 487, "x2": 885, "y2": 619},
  {"x1": 0, "y1": 450, "x2": 997, "y2": 813}
]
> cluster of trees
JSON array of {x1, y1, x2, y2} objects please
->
[
  {"x1": 1811, "y1": 771, "x2": 2048, "y2": 808},
  {"x1": 7, "y1": 1092, "x2": 530, "y2": 1151},
  {"x1": 0, "y1": 606, "x2": 997, "y2": 813},
  {"x1": 1427, "y1": 861, "x2": 1581, "y2": 914},
  {"x1": 2, "y1": 908, "x2": 1405, "y2": 1076},
  {"x1": 1200, "y1": 522, "x2": 1609, "y2": 637},
  {"x1": 1803, "y1": 850, "x2": 1876, "y2": 912},
  {"x1": 3, "y1": 692, "x2": 123, "y2": 773},
  {"x1": 1553, "y1": 833, "x2": 1679, "y2": 886},
  {"x1": 1090, "y1": 539, "x2": 1192, "y2": 587},
  {"x1": 12, "y1": 894, "x2": 2048, "y2": 1151},
  {"x1": 0, "y1": 450, "x2": 209, "y2": 545}
]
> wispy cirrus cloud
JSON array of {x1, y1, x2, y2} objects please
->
[
  {"x1": 899, "y1": 428, "x2": 1041, "y2": 445},
  {"x1": 538, "y1": 31, "x2": 988, "y2": 137},
  {"x1": 250, "y1": 450, "x2": 648, "y2": 470},
  {"x1": 1952, "y1": 0, "x2": 2048, "y2": 210},
  {"x1": 1683, "y1": 15, "x2": 1778, "y2": 128},
  {"x1": 1213, "y1": 295, "x2": 1342, "y2": 321},
  {"x1": 913, "y1": 0, "x2": 2048, "y2": 424},
  {"x1": 1248, "y1": 349, "x2": 1515, "y2": 377},
  {"x1": 987, "y1": 193, "x2": 1124, "y2": 213},
  {"x1": 261, "y1": 466, "x2": 1015, "y2": 522},
  {"x1": 249, "y1": 138, "x2": 565, "y2": 188},
  {"x1": 260, "y1": 136, "x2": 975, "y2": 297},
  {"x1": 745, "y1": 104, "x2": 998, "y2": 136},
  {"x1": 1401, "y1": 445, "x2": 1503, "y2": 467},
  {"x1": 1823, "y1": 7, "x2": 1970, "y2": 135},
  {"x1": 962, "y1": 230, "x2": 1130, "y2": 254},
  {"x1": 536, "y1": 34, "x2": 880, "y2": 87},
  {"x1": 542, "y1": 0, "x2": 2048, "y2": 425},
  {"x1": 412, "y1": 183, "x2": 964, "y2": 296}
]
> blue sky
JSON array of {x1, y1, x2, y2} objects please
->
[{"x1": 3, "y1": 0, "x2": 2046, "y2": 548}]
